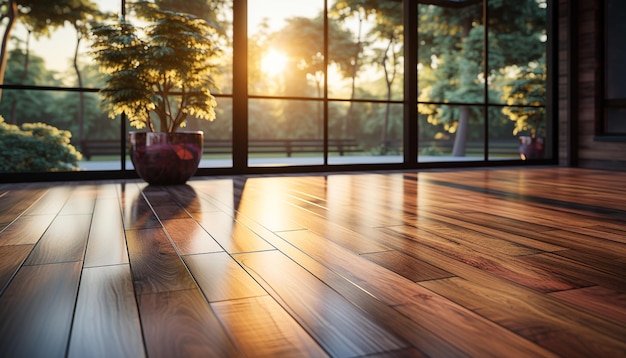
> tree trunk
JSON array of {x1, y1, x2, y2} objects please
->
[
  {"x1": 451, "y1": 17, "x2": 474, "y2": 157},
  {"x1": 74, "y1": 35, "x2": 85, "y2": 142},
  {"x1": 344, "y1": 15, "x2": 363, "y2": 138},
  {"x1": 380, "y1": 37, "x2": 397, "y2": 155},
  {"x1": 0, "y1": 0, "x2": 18, "y2": 103},
  {"x1": 316, "y1": 74, "x2": 323, "y2": 138},
  {"x1": 452, "y1": 105, "x2": 470, "y2": 156}
]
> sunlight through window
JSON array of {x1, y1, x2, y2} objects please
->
[{"x1": 261, "y1": 50, "x2": 288, "y2": 77}]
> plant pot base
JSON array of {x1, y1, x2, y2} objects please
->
[
  {"x1": 129, "y1": 131, "x2": 203, "y2": 185},
  {"x1": 519, "y1": 136, "x2": 544, "y2": 160}
]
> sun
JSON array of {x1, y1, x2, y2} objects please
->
[{"x1": 261, "y1": 50, "x2": 288, "y2": 77}]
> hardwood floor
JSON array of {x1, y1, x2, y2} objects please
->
[{"x1": 1, "y1": 167, "x2": 625, "y2": 357}]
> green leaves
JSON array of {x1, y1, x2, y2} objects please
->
[{"x1": 91, "y1": 2, "x2": 220, "y2": 133}]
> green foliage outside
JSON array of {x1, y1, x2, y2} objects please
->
[
  {"x1": 0, "y1": 116, "x2": 82, "y2": 172},
  {"x1": 417, "y1": 0, "x2": 547, "y2": 155}
]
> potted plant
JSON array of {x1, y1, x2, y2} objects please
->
[
  {"x1": 508, "y1": 106, "x2": 545, "y2": 160},
  {"x1": 502, "y1": 60, "x2": 546, "y2": 160},
  {"x1": 91, "y1": 1, "x2": 220, "y2": 184}
]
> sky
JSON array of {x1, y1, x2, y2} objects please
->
[
  {"x1": 248, "y1": 0, "x2": 323, "y2": 32},
  {"x1": 10, "y1": 0, "x2": 121, "y2": 74},
  {"x1": 10, "y1": 0, "x2": 325, "y2": 75}
]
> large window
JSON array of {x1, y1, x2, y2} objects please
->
[
  {"x1": 417, "y1": 0, "x2": 548, "y2": 162},
  {"x1": 0, "y1": 0, "x2": 553, "y2": 179}
]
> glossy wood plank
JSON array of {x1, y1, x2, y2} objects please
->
[
  {"x1": 383, "y1": 225, "x2": 592, "y2": 293},
  {"x1": 165, "y1": 184, "x2": 222, "y2": 213},
  {"x1": 420, "y1": 210, "x2": 566, "y2": 252},
  {"x1": 520, "y1": 253, "x2": 626, "y2": 291},
  {"x1": 235, "y1": 250, "x2": 409, "y2": 357},
  {"x1": 0, "y1": 186, "x2": 45, "y2": 228},
  {"x1": 0, "y1": 214, "x2": 55, "y2": 246},
  {"x1": 586, "y1": 224, "x2": 626, "y2": 238},
  {"x1": 84, "y1": 197, "x2": 128, "y2": 268},
  {"x1": 212, "y1": 295, "x2": 329, "y2": 357},
  {"x1": 162, "y1": 218, "x2": 223, "y2": 255},
  {"x1": 549, "y1": 286, "x2": 626, "y2": 325},
  {"x1": 94, "y1": 182, "x2": 122, "y2": 199},
  {"x1": 142, "y1": 187, "x2": 191, "y2": 221},
  {"x1": 59, "y1": 184, "x2": 97, "y2": 215},
  {"x1": 187, "y1": 178, "x2": 239, "y2": 211},
  {"x1": 284, "y1": 209, "x2": 393, "y2": 254},
  {"x1": 361, "y1": 250, "x2": 454, "y2": 282},
  {"x1": 405, "y1": 215, "x2": 543, "y2": 256},
  {"x1": 184, "y1": 252, "x2": 266, "y2": 302},
  {"x1": 195, "y1": 211, "x2": 274, "y2": 253},
  {"x1": 554, "y1": 249, "x2": 626, "y2": 279},
  {"x1": 137, "y1": 288, "x2": 241, "y2": 358},
  {"x1": 24, "y1": 214, "x2": 92, "y2": 265},
  {"x1": 420, "y1": 277, "x2": 626, "y2": 357},
  {"x1": 531, "y1": 229, "x2": 626, "y2": 260},
  {"x1": 0, "y1": 262, "x2": 82, "y2": 358},
  {"x1": 0, "y1": 245, "x2": 32, "y2": 294},
  {"x1": 228, "y1": 180, "x2": 306, "y2": 232},
  {"x1": 556, "y1": 224, "x2": 626, "y2": 245},
  {"x1": 119, "y1": 184, "x2": 161, "y2": 230},
  {"x1": 23, "y1": 186, "x2": 72, "y2": 215},
  {"x1": 68, "y1": 265, "x2": 145, "y2": 358},
  {"x1": 125, "y1": 228, "x2": 196, "y2": 294},
  {"x1": 462, "y1": 210, "x2": 568, "y2": 233},
  {"x1": 276, "y1": 230, "x2": 556, "y2": 357},
  {"x1": 461, "y1": 195, "x2": 617, "y2": 228},
  {"x1": 215, "y1": 212, "x2": 463, "y2": 357},
  {"x1": 369, "y1": 225, "x2": 626, "y2": 355}
]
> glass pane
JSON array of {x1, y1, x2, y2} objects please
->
[
  {"x1": 417, "y1": 1, "x2": 484, "y2": 162},
  {"x1": 418, "y1": 1, "x2": 484, "y2": 104},
  {"x1": 489, "y1": 0, "x2": 547, "y2": 107},
  {"x1": 197, "y1": 97, "x2": 233, "y2": 168},
  {"x1": 605, "y1": 0, "x2": 626, "y2": 135},
  {"x1": 328, "y1": 0, "x2": 404, "y2": 101},
  {"x1": 418, "y1": 104, "x2": 484, "y2": 162},
  {"x1": 248, "y1": 0, "x2": 324, "y2": 98},
  {"x1": 606, "y1": 107, "x2": 626, "y2": 134},
  {"x1": 0, "y1": 89, "x2": 120, "y2": 172},
  {"x1": 248, "y1": 99, "x2": 323, "y2": 166},
  {"x1": 328, "y1": 101, "x2": 403, "y2": 165},
  {"x1": 606, "y1": 0, "x2": 626, "y2": 99},
  {"x1": 488, "y1": 107, "x2": 524, "y2": 161}
]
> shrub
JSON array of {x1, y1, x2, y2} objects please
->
[{"x1": 0, "y1": 117, "x2": 82, "y2": 172}]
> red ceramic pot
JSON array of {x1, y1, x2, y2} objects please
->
[{"x1": 129, "y1": 131, "x2": 203, "y2": 185}]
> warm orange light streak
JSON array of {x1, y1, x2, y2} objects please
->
[{"x1": 261, "y1": 50, "x2": 288, "y2": 77}]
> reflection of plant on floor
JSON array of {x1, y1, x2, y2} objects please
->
[{"x1": 0, "y1": 117, "x2": 82, "y2": 172}]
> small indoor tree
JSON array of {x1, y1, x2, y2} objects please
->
[
  {"x1": 91, "y1": 1, "x2": 220, "y2": 133},
  {"x1": 502, "y1": 60, "x2": 547, "y2": 139}
]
